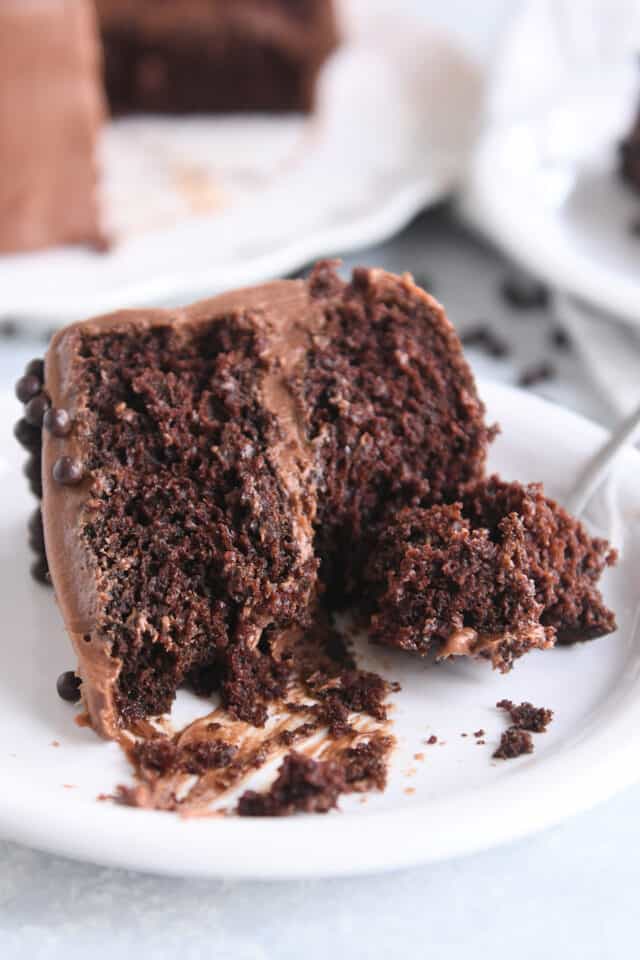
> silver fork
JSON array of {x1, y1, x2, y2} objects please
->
[{"x1": 565, "y1": 398, "x2": 640, "y2": 516}]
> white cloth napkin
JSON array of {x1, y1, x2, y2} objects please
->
[{"x1": 463, "y1": 0, "x2": 640, "y2": 416}]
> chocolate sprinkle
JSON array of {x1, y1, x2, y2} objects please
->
[
  {"x1": 43, "y1": 407, "x2": 72, "y2": 437},
  {"x1": 56, "y1": 671, "x2": 81, "y2": 703},
  {"x1": 52, "y1": 456, "x2": 84, "y2": 485}
]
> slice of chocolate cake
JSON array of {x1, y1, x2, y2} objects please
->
[
  {"x1": 96, "y1": 0, "x2": 339, "y2": 114},
  {"x1": 16, "y1": 263, "x2": 492, "y2": 738},
  {"x1": 365, "y1": 476, "x2": 617, "y2": 669},
  {"x1": 0, "y1": 0, "x2": 105, "y2": 253}
]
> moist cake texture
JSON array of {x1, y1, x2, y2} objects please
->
[
  {"x1": 96, "y1": 0, "x2": 339, "y2": 114},
  {"x1": 365, "y1": 476, "x2": 616, "y2": 669},
  {"x1": 0, "y1": 0, "x2": 105, "y2": 253},
  {"x1": 19, "y1": 263, "x2": 492, "y2": 738}
]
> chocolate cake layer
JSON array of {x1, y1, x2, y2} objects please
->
[
  {"x1": 0, "y1": 0, "x2": 105, "y2": 253},
  {"x1": 96, "y1": 0, "x2": 339, "y2": 114},
  {"x1": 24, "y1": 264, "x2": 492, "y2": 738}
]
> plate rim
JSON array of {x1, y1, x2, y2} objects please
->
[
  {"x1": 461, "y1": 95, "x2": 640, "y2": 326},
  {"x1": 2, "y1": 380, "x2": 639, "y2": 879}
]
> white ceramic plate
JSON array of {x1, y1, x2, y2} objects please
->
[
  {"x1": 1, "y1": 379, "x2": 638, "y2": 879},
  {"x1": 0, "y1": 6, "x2": 482, "y2": 330},
  {"x1": 462, "y1": 80, "x2": 640, "y2": 326}
]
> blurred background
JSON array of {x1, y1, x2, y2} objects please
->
[{"x1": 1, "y1": 0, "x2": 638, "y2": 433}]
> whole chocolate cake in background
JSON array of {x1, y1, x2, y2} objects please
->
[
  {"x1": 0, "y1": 0, "x2": 105, "y2": 254},
  {"x1": 96, "y1": 0, "x2": 340, "y2": 114},
  {"x1": 16, "y1": 263, "x2": 494, "y2": 739},
  {"x1": 0, "y1": 0, "x2": 339, "y2": 255}
]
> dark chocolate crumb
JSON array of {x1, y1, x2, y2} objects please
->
[
  {"x1": 501, "y1": 271, "x2": 549, "y2": 310},
  {"x1": 496, "y1": 699, "x2": 553, "y2": 733},
  {"x1": 52, "y1": 456, "x2": 84, "y2": 485},
  {"x1": 518, "y1": 362, "x2": 556, "y2": 388},
  {"x1": 473, "y1": 729, "x2": 485, "y2": 738},
  {"x1": 493, "y1": 727, "x2": 534, "y2": 759},
  {"x1": 24, "y1": 392, "x2": 50, "y2": 427},
  {"x1": 15, "y1": 375, "x2": 42, "y2": 405},
  {"x1": 461, "y1": 732, "x2": 468, "y2": 737},
  {"x1": 340, "y1": 734, "x2": 394, "y2": 792},
  {"x1": 56, "y1": 671, "x2": 81, "y2": 703},
  {"x1": 133, "y1": 738, "x2": 176, "y2": 775},
  {"x1": 43, "y1": 407, "x2": 73, "y2": 437},
  {"x1": 427, "y1": 735, "x2": 437, "y2": 745},
  {"x1": 179, "y1": 740, "x2": 237, "y2": 775},
  {"x1": 238, "y1": 752, "x2": 345, "y2": 816}
]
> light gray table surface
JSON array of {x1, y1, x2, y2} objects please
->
[{"x1": 3, "y1": 3, "x2": 639, "y2": 958}]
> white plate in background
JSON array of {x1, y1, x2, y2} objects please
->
[
  {"x1": 0, "y1": 6, "x2": 483, "y2": 329},
  {"x1": 463, "y1": 85, "x2": 640, "y2": 326},
  {"x1": 0, "y1": 380, "x2": 638, "y2": 879},
  {"x1": 462, "y1": 0, "x2": 640, "y2": 325}
]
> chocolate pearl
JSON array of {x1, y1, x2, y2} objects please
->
[
  {"x1": 56, "y1": 671, "x2": 81, "y2": 703},
  {"x1": 52, "y1": 456, "x2": 84, "y2": 485},
  {"x1": 0, "y1": 319, "x2": 18, "y2": 338},
  {"x1": 14, "y1": 418, "x2": 41, "y2": 451},
  {"x1": 15, "y1": 375, "x2": 42, "y2": 404},
  {"x1": 24, "y1": 393, "x2": 50, "y2": 427},
  {"x1": 30, "y1": 557, "x2": 51, "y2": 585},
  {"x1": 25, "y1": 358, "x2": 45, "y2": 380},
  {"x1": 501, "y1": 272, "x2": 549, "y2": 310},
  {"x1": 24, "y1": 456, "x2": 43, "y2": 498},
  {"x1": 43, "y1": 407, "x2": 72, "y2": 437},
  {"x1": 518, "y1": 361, "x2": 556, "y2": 388},
  {"x1": 28, "y1": 508, "x2": 45, "y2": 553},
  {"x1": 550, "y1": 326, "x2": 571, "y2": 350}
]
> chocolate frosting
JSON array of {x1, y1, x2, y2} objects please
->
[
  {"x1": 42, "y1": 278, "x2": 325, "y2": 738},
  {"x1": 0, "y1": 0, "x2": 105, "y2": 253}
]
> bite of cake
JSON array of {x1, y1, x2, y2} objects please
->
[{"x1": 365, "y1": 477, "x2": 617, "y2": 671}]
